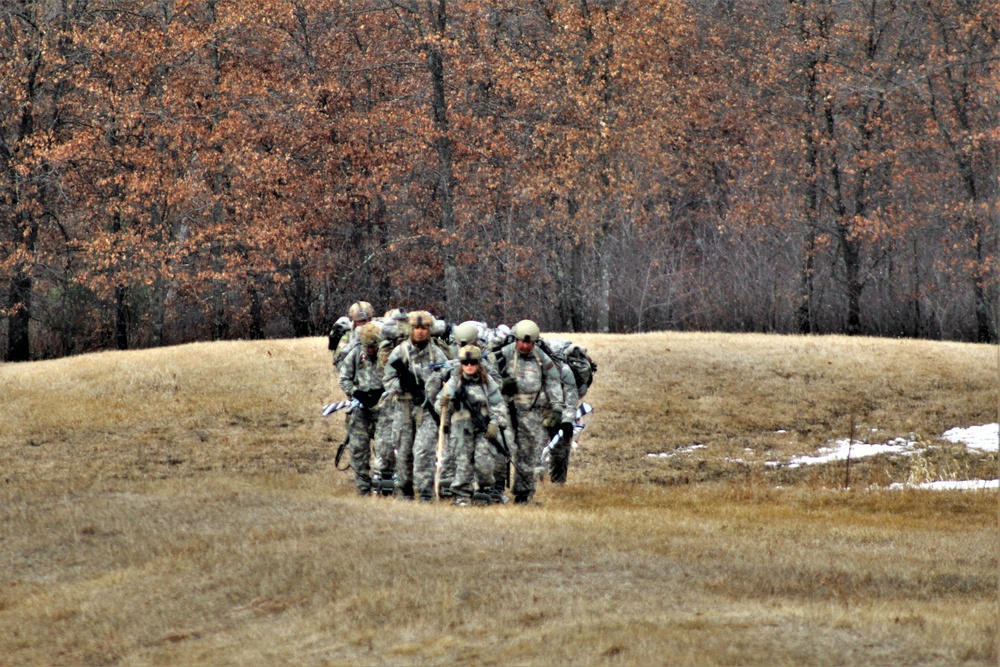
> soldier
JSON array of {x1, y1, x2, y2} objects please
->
[
  {"x1": 382, "y1": 310, "x2": 450, "y2": 501},
  {"x1": 438, "y1": 345, "x2": 509, "y2": 505},
  {"x1": 435, "y1": 321, "x2": 507, "y2": 499},
  {"x1": 495, "y1": 319, "x2": 565, "y2": 504},
  {"x1": 337, "y1": 322, "x2": 384, "y2": 496}
]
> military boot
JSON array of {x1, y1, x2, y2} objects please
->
[{"x1": 396, "y1": 481, "x2": 414, "y2": 501}]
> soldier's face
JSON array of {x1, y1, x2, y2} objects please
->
[
  {"x1": 364, "y1": 344, "x2": 378, "y2": 358},
  {"x1": 411, "y1": 324, "x2": 430, "y2": 343},
  {"x1": 516, "y1": 339, "x2": 535, "y2": 355}
]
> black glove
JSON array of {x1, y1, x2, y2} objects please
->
[
  {"x1": 501, "y1": 376, "x2": 517, "y2": 396},
  {"x1": 353, "y1": 389, "x2": 384, "y2": 409},
  {"x1": 560, "y1": 422, "x2": 573, "y2": 444},
  {"x1": 390, "y1": 357, "x2": 424, "y2": 403}
]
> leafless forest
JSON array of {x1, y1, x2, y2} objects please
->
[{"x1": 2, "y1": 0, "x2": 997, "y2": 361}]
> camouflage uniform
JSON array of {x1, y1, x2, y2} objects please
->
[
  {"x1": 496, "y1": 321, "x2": 564, "y2": 503},
  {"x1": 440, "y1": 353, "x2": 509, "y2": 503},
  {"x1": 382, "y1": 313, "x2": 450, "y2": 501},
  {"x1": 481, "y1": 345, "x2": 515, "y2": 494},
  {"x1": 436, "y1": 322, "x2": 503, "y2": 496},
  {"x1": 545, "y1": 351, "x2": 579, "y2": 484},
  {"x1": 369, "y1": 310, "x2": 410, "y2": 487},
  {"x1": 369, "y1": 377, "x2": 396, "y2": 492},
  {"x1": 337, "y1": 334, "x2": 384, "y2": 495}
]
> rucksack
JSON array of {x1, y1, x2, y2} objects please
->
[{"x1": 538, "y1": 338, "x2": 597, "y2": 398}]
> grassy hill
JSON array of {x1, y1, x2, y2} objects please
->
[{"x1": 1, "y1": 332, "x2": 997, "y2": 665}]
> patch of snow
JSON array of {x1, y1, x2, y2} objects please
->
[
  {"x1": 650, "y1": 424, "x2": 998, "y2": 490},
  {"x1": 889, "y1": 479, "x2": 998, "y2": 491},
  {"x1": 777, "y1": 437, "x2": 917, "y2": 469},
  {"x1": 941, "y1": 424, "x2": 998, "y2": 452},
  {"x1": 646, "y1": 443, "x2": 707, "y2": 458}
]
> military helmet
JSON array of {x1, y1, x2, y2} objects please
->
[
  {"x1": 453, "y1": 321, "x2": 480, "y2": 347},
  {"x1": 457, "y1": 345, "x2": 482, "y2": 364},
  {"x1": 408, "y1": 310, "x2": 434, "y2": 329},
  {"x1": 513, "y1": 319, "x2": 540, "y2": 343},
  {"x1": 384, "y1": 307, "x2": 407, "y2": 322},
  {"x1": 358, "y1": 322, "x2": 381, "y2": 347},
  {"x1": 348, "y1": 301, "x2": 375, "y2": 323}
]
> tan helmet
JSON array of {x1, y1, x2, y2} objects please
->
[
  {"x1": 348, "y1": 301, "x2": 375, "y2": 323},
  {"x1": 358, "y1": 322, "x2": 381, "y2": 347},
  {"x1": 453, "y1": 321, "x2": 480, "y2": 347},
  {"x1": 513, "y1": 319, "x2": 540, "y2": 343},
  {"x1": 408, "y1": 310, "x2": 434, "y2": 329},
  {"x1": 384, "y1": 308, "x2": 407, "y2": 322},
  {"x1": 457, "y1": 345, "x2": 482, "y2": 364}
]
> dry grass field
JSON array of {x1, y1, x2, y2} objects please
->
[{"x1": 1, "y1": 332, "x2": 997, "y2": 666}]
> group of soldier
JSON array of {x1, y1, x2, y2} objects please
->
[{"x1": 329, "y1": 301, "x2": 595, "y2": 506}]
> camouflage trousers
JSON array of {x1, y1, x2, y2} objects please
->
[
  {"x1": 346, "y1": 408, "x2": 376, "y2": 494},
  {"x1": 448, "y1": 416, "x2": 496, "y2": 499},
  {"x1": 511, "y1": 408, "x2": 547, "y2": 501},
  {"x1": 371, "y1": 400, "x2": 397, "y2": 480},
  {"x1": 547, "y1": 424, "x2": 571, "y2": 484},
  {"x1": 441, "y1": 421, "x2": 510, "y2": 494},
  {"x1": 492, "y1": 424, "x2": 515, "y2": 491},
  {"x1": 390, "y1": 399, "x2": 440, "y2": 499},
  {"x1": 437, "y1": 425, "x2": 503, "y2": 494},
  {"x1": 438, "y1": 427, "x2": 457, "y2": 494}
]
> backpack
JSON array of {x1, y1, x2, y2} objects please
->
[{"x1": 537, "y1": 338, "x2": 597, "y2": 398}]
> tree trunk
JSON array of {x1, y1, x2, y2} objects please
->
[
  {"x1": 114, "y1": 284, "x2": 130, "y2": 350},
  {"x1": 798, "y1": 233, "x2": 816, "y2": 334},
  {"x1": 427, "y1": 0, "x2": 459, "y2": 321},
  {"x1": 596, "y1": 234, "x2": 611, "y2": 333},
  {"x1": 289, "y1": 260, "x2": 312, "y2": 338},
  {"x1": 841, "y1": 234, "x2": 862, "y2": 335},
  {"x1": 973, "y1": 232, "x2": 995, "y2": 343},
  {"x1": 248, "y1": 282, "x2": 264, "y2": 340},
  {"x1": 798, "y1": 49, "x2": 822, "y2": 335},
  {"x1": 555, "y1": 238, "x2": 583, "y2": 333},
  {"x1": 6, "y1": 273, "x2": 32, "y2": 362}
]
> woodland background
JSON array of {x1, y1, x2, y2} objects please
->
[{"x1": 2, "y1": 0, "x2": 997, "y2": 361}]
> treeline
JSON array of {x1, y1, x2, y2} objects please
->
[{"x1": 2, "y1": 0, "x2": 997, "y2": 361}]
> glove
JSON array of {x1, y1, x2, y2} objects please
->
[
  {"x1": 560, "y1": 422, "x2": 573, "y2": 444},
  {"x1": 543, "y1": 411, "x2": 561, "y2": 430},
  {"x1": 353, "y1": 389, "x2": 384, "y2": 409},
  {"x1": 501, "y1": 377, "x2": 518, "y2": 396},
  {"x1": 438, "y1": 392, "x2": 451, "y2": 410},
  {"x1": 485, "y1": 423, "x2": 499, "y2": 440}
]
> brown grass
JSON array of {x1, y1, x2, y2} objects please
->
[{"x1": 1, "y1": 332, "x2": 997, "y2": 665}]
